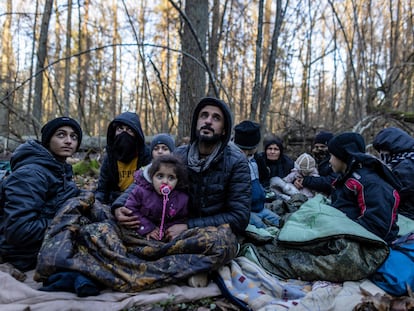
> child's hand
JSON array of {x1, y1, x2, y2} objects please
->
[
  {"x1": 147, "y1": 227, "x2": 160, "y2": 240},
  {"x1": 294, "y1": 177, "x2": 304, "y2": 189}
]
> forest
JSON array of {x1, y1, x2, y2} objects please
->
[{"x1": 0, "y1": 0, "x2": 413, "y2": 154}]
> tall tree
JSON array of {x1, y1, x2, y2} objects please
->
[
  {"x1": 64, "y1": 0, "x2": 73, "y2": 116},
  {"x1": 33, "y1": 0, "x2": 54, "y2": 132},
  {"x1": 176, "y1": 0, "x2": 208, "y2": 140},
  {"x1": 0, "y1": 0, "x2": 13, "y2": 138}
]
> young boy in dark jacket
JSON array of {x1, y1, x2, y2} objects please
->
[{"x1": 328, "y1": 132, "x2": 401, "y2": 244}]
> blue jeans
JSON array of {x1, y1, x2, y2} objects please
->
[{"x1": 249, "y1": 208, "x2": 280, "y2": 228}]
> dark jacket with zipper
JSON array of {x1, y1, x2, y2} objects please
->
[
  {"x1": 174, "y1": 98, "x2": 250, "y2": 235},
  {"x1": 0, "y1": 140, "x2": 80, "y2": 271}
]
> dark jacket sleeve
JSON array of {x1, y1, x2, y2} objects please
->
[
  {"x1": 95, "y1": 154, "x2": 110, "y2": 204},
  {"x1": 110, "y1": 183, "x2": 136, "y2": 214},
  {"x1": 302, "y1": 174, "x2": 335, "y2": 195},
  {"x1": 2, "y1": 167, "x2": 50, "y2": 246}
]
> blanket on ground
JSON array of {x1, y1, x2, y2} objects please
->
[
  {"x1": 242, "y1": 194, "x2": 390, "y2": 282},
  {"x1": 34, "y1": 196, "x2": 238, "y2": 292}
]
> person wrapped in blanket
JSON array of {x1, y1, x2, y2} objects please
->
[
  {"x1": 328, "y1": 132, "x2": 401, "y2": 244},
  {"x1": 373, "y1": 127, "x2": 414, "y2": 220},
  {"x1": 112, "y1": 97, "x2": 251, "y2": 287}
]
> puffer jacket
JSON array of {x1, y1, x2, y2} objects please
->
[
  {"x1": 125, "y1": 170, "x2": 189, "y2": 236},
  {"x1": 174, "y1": 97, "x2": 250, "y2": 235},
  {"x1": 331, "y1": 156, "x2": 400, "y2": 244},
  {"x1": 95, "y1": 112, "x2": 151, "y2": 204},
  {"x1": 0, "y1": 140, "x2": 80, "y2": 271},
  {"x1": 373, "y1": 127, "x2": 414, "y2": 220}
]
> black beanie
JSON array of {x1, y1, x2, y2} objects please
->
[
  {"x1": 41, "y1": 117, "x2": 83, "y2": 150},
  {"x1": 328, "y1": 132, "x2": 365, "y2": 164},
  {"x1": 234, "y1": 121, "x2": 261, "y2": 150},
  {"x1": 314, "y1": 131, "x2": 334, "y2": 145}
]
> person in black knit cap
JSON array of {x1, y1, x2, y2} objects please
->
[{"x1": 328, "y1": 132, "x2": 401, "y2": 244}]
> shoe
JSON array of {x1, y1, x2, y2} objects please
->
[{"x1": 188, "y1": 272, "x2": 208, "y2": 287}]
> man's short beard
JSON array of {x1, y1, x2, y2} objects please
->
[{"x1": 197, "y1": 131, "x2": 222, "y2": 144}]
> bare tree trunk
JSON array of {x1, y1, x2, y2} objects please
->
[
  {"x1": 259, "y1": 0, "x2": 284, "y2": 129},
  {"x1": 27, "y1": 0, "x2": 39, "y2": 129},
  {"x1": 250, "y1": 0, "x2": 264, "y2": 121},
  {"x1": 111, "y1": 0, "x2": 119, "y2": 117},
  {"x1": 177, "y1": 0, "x2": 208, "y2": 140},
  {"x1": 0, "y1": 0, "x2": 13, "y2": 140},
  {"x1": 33, "y1": 0, "x2": 54, "y2": 132},
  {"x1": 76, "y1": 0, "x2": 90, "y2": 133},
  {"x1": 207, "y1": 0, "x2": 220, "y2": 96},
  {"x1": 64, "y1": 0, "x2": 73, "y2": 116}
]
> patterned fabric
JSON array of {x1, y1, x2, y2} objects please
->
[
  {"x1": 34, "y1": 197, "x2": 238, "y2": 292},
  {"x1": 241, "y1": 195, "x2": 390, "y2": 282}
]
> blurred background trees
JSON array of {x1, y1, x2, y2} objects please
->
[{"x1": 0, "y1": 0, "x2": 413, "y2": 153}]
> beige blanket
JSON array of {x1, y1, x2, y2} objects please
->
[
  {"x1": 0, "y1": 270, "x2": 221, "y2": 311},
  {"x1": 0, "y1": 262, "x2": 386, "y2": 311}
]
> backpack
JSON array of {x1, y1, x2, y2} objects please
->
[{"x1": 371, "y1": 232, "x2": 414, "y2": 296}]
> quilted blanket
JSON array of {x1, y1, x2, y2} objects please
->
[{"x1": 34, "y1": 196, "x2": 238, "y2": 292}]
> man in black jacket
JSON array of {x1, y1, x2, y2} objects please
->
[
  {"x1": 113, "y1": 97, "x2": 251, "y2": 237},
  {"x1": 112, "y1": 97, "x2": 250, "y2": 287}
]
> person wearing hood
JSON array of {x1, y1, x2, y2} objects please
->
[
  {"x1": 113, "y1": 98, "x2": 250, "y2": 235},
  {"x1": 0, "y1": 117, "x2": 83, "y2": 271},
  {"x1": 328, "y1": 132, "x2": 401, "y2": 244},
  {"x1": 373, "y1": 127, "x2": 414, "y2": 220},
  {"x1": 95, "y1": 112, "x2": 151, "y2": 204},
  {"x1": 255, "y1": 135, "x2": 294, "y2": 188},
  {"x1": 112, "y1": 97, "x2": 250, "y2": 287}
]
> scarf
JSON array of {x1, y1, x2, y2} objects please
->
[
  {"x1": 389, "y1": 151, "x2": 414, "y2": 169},
  {"x1": 187, "y1": 141, "x2": 222, "y2": 173}
]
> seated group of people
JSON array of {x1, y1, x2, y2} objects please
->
[{"x1": 0, "y1": 97, "x2": 413, "y2": 296}]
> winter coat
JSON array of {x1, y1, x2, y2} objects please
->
[
  {"x1": 255, "y1": 152, "x2": 294, "y2": 188},
  {"x1": 124, "y1": 170, "x2": 188, "y2": 236},
  {"x1": 174, "y1": 97, "x2": 251, "y2": 235},
  {"x1": 331, "y1": 156, "x2": 401, "y2": 244},
  {"x1": 373, "y1": 127, "x2": 414, "y2": 220},
  {"x1": 0, "y1": 140, "x2": 80, "y2": 271},
  {"x1": 95, "y1": 112, "x2": 151, "y2": 204}
]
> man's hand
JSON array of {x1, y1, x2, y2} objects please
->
[
  {"x1": 294, "y1": 177, "x2": 304, "y2": 190},
  {"x1": 165, "y1": 224, "x2": 188, "y2": 241},
  {"x1": 114, "y1": 206, "x2": 140, "y2": 229}
]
